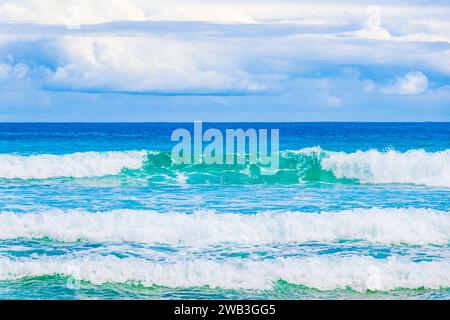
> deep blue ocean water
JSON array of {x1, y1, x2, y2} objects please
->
[{"x1": 0, "y1": 123, "x2": 449, "y2": 300}]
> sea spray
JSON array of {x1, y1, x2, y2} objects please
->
[
  {"x1": 1, "y1": 208, "x2": 449, "y2": 246},
  {"x1": 1, "y1": 148, "x2": 450, "y2": 186}
]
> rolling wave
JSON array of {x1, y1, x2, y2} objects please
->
[
  {"x1": 0, "y1": 148, "x2": 449, "y2": 186},
  {"x1": 1, "y1": 208, "x2": 449, "y2": 246},
  {"x1": 320, "y1": 148, "x2": 450, "y2": 187},
  {"x1": 0, "y1": 151, "x2": 146, "y2": 179},
  {"x1": 1, "y1": 255, "x2": 449, "y2": 292}
]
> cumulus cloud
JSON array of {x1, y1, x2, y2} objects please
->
[
  {"x1": 0, "y1": 0, "x2": 357, "y2": 25},
  {"x1": 0, "y1": 62, "x2": 28, "y2": 79},
  {"x1": 0, "y1": 0, "x2": 146, "y2": 25},
  {"x1": 0, "y1": 1, "x2": 449, "y2": 35},
  {"x1": 46, "y1": 36, "x2": 266, "y2": 94},
  {"x1": 345, "y1": 5, "x2": 391, "y2": 40},
  {"x1": 338, "y1": 4, "x2": 450, "y2": 44},
  {"x1": 381, "y1": 71, "x2": 428, "y2": 95},
  {"x1": 0, "y1": 0, "x2": 449, "y2": 121},
  {"x1": 0, "y1": 27, "x2": 447, "y2": 95},
  {"x1": 0, "y1": 60, "x2": 52, "y2": 110}
]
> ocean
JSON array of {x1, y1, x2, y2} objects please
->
[{"x1": 0, "y1": 122, "x2": 449, "y2": 300}]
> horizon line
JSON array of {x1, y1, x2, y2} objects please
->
[{"x1": 0, "y1": 121, "x2": 449, "y2": 124}]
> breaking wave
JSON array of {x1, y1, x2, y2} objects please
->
[
  {"x1": 0, "y1": 255, "x2": 449, "y2": 292},
  {"x1": 1, "y1": 208, "x2": 449, "y2": 246},
  {"x1": 0, "y1": 148, "x2": 449, "y2": 186},
  {"x1": 0, "y1": 151, "x2": 146, "y2": 179}
]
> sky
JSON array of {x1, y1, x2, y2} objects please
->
[{"x1": 0, "y1": 0, "x2": 449, "y2": 121}]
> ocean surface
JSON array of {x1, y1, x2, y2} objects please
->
[{"x1": 0, "y1": 122, "x2": 449, "y2": 300}]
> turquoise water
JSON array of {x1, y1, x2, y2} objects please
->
[{"x1": 0, "y1": 123, "x2": 449, "y2": 300}]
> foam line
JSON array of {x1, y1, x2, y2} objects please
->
[
  {"x1": 1, "y1": 148, "x2": 449, "y2": 186},
  {"x1": 0, "y1": 151, "x2": 146, "y2": 179},
  {"x1": 1, "y1": 208, "x2": 449, "y2": 246},
  {"x1": 0, "y1": 255, "x2": 448, "y2": 291}
]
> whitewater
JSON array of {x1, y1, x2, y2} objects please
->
[
  {"x1": 1, "y1": 208, "x2": 449, "y2": 246},
  {"x1": 0, "y1": 147, "x2": 450, "y2": 187},
  {"x1": 0, "y1": 123, "x2": 449, "y2": 299},
  {"x1": 1, "y1": 255, "x2": 449, "y2": 292}
]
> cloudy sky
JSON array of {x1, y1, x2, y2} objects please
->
[{"x1": 0, "y1": 0, "x2": 449, "y2": 121}]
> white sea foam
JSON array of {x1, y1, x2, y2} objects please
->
[
  {"x1": 319, "y1": 148, "x2": 450, "y2": 187},
  {"x1": 0, "y1": 151, "x2": 146, "y2": 179},
  {"x1": 0, "y1": 148, "x2": 449, "y2": 186},
  {"x1": 1, "y1": 208, "x2": 449, "y2": 246},
  {"x1": 0, "y1": 255, "x2": 449, "y2": 291}
]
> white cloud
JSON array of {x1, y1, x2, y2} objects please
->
[
  {"x1": 0, "y1": 0, "x2": 146, "y2": 25},
  {"x1": 0, "y1": 1, "x2": 352, "y2": 25},
  {"x1": 381, "y1": 71, "x2": 428, "y2": 95},
  {"x1": 338, "y1": 4, "x2": 450, "y2": 43},
  {"x1": 1, "y1": 28, "x2": 445, "y2": 95},
  {"x1": 0, "y1": 1, "x2": 449, "y2": 97},
  {"x1": 0, "y1": 62, "x2": 28, "y2": 79},
  {"x1": 0, "y1": 0, "x2": 449, "y2": 39},
  {"x1": 48, "y1": 36, "x2": 265, "y2": 93},
  {"x1": 344, "y1": 5, "x2": 391, "y2": 40}
]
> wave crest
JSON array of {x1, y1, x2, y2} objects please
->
[
  {"x1": 0, "y1": 151, "x2": 146, "y2": 179},
  {"x1": 1, "y1": 208, "x2": 449, "y2": 246},
  {"x1": 0, "y1": 148, "x2": 449, "y2": 186},
  {"x1": 1, "y1": 256, "x2": 449, "y2": 292},
  {"x1": 321, "y1": 148, "x2": 450, "y2": 187}
]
